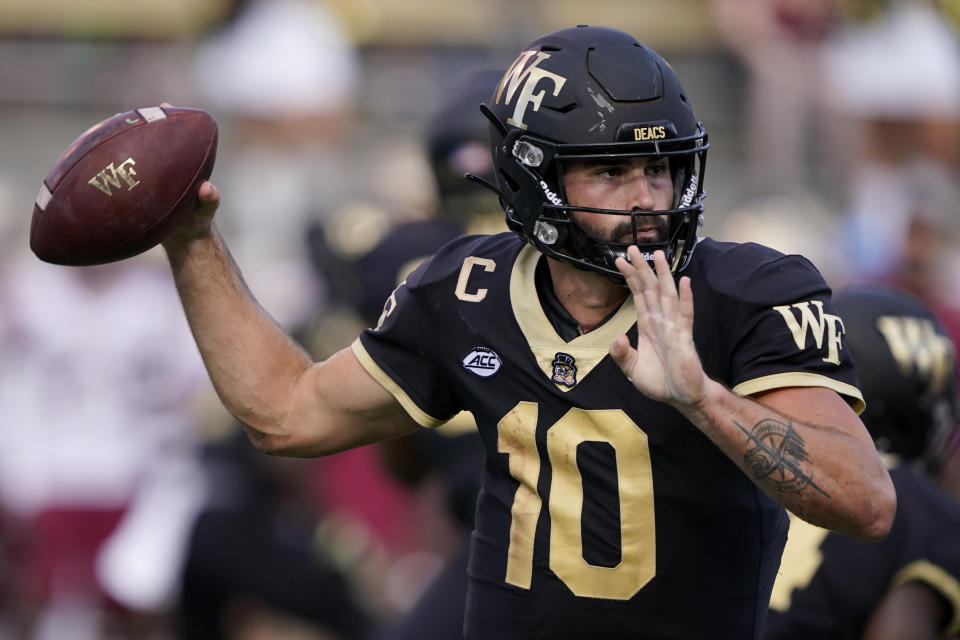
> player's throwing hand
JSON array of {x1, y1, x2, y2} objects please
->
[{"x1": 610, "y1": 247, "x2": 707, "y2": 408}]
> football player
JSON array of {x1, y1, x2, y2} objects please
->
[
  {"x1": 765, "y1": 285, "x2": 960, "y2": 640},
  {"x1": 162, "y1": 25, "x2": 895, "y2": 639}
]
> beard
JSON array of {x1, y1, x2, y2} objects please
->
[{"x1": 577, "y1": 212, "x2": 670, "y2": 244}]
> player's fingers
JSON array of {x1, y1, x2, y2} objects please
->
[
  {"x1": 619, "y1": 250, "x2": 652, "y2": 333},
  {"x1": 677, "y1": 276, "x2": 695, "y2": 333},
  {"x1": 652, "y1": 250, "x2": 677, "y2": 316},
  {"x1": 620, "y1": 248, "x2": 646, "y2": 307},
  {"x1": 628, "y1": 246, "x2": 661, "y2": 316},
  {"x1": 615, "y1": 255, "x2": 642, "y2": 297},
  {"x1": 191, "y1": 181, "x2": 221, "y2": 220},
  {"x1": 198, "y1": 180, "x2": 218, "y2": 202},
  {"x1": 617, "y1": 254, "x2": 655, "y2": 334},
  {"x1": 609, "y1": 333, "x2": 637, "y2": 379}
]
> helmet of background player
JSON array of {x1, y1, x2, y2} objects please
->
[
  {"x1": 483, "y1": 24, "x2": 709, "y2": 281},
  {"x1": 424, "y1": 66, "x2": 503, "y2": 221},
  {"x1": 833, "y1": 286, "x2": 959, "y2": 474}
]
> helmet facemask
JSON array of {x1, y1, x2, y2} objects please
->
[
  {"x1": 493, "y1": 123, "x2": 708, "y2": 283},
  {"x1": 481, "y1": 26, "x2": 711, "y2": 284}
]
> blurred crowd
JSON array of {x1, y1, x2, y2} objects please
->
[{"x1": 0, "y1": 0, "x2": 959, "y2": 638}]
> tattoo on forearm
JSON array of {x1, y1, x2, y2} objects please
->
[{"x1": 733, "y1": 418, "x2": 830, "y2": 498}]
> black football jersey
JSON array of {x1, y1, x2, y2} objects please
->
[
  {"x1": 765, "y1": 465, "x2": 960, "y2": 639},
  {"x1": 354, "y1": 233, "x2": 863, "y2": 640},
  {"x1": 353, "y1": 218, "x2": 465, "y2": 325}
]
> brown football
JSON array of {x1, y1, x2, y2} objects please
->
[{"x1": 30, "y1": 105, "x2": 218, "y2": 265}]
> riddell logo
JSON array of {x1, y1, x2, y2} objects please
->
[
  {"x1": 679, "y1": 173, "x2": 698, "y2": 208},
  {"x1": 539, "y1": 180, "x2": 562, "y2": 206},
  {"x1": 462, "y1": 347, "x2": 501, "y2": 377}
]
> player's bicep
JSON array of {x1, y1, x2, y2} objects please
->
[
  {"x1": 255, "y1": 346, "x2": 419, "y2": 458},
  {"x1": 751, "y1": 386, "x2": 874, "y2": 448}
]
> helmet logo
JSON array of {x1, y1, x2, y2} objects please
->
[
  {"x1": 876, "y1": 316, "x2": 955, "y2": 394},
  {"x1": 496, "y1": 51, "x2": 567, "y2": 130},
  {"x1": 678, "y1": 173, "x2": 699, "y2": 208},
  {"x1": 539, "y1": 180, "x2": 562, "y2": 206},
  {"x1": 633, "y1": 126, "x2": 666, "y2": 141}
]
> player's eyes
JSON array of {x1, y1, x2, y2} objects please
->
[
  {"x1": 646, "y1": 162, "x2": 668, "y2": 177},
  {"x1": 593, "y1": 165, "x2": 626, "y2": 178}
]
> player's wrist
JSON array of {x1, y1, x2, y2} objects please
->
[
  {"x1": 161, "y1": 222, "x2": 219, "y2": 262},
  {"x1": 674, "y1": 376, "x2": 724, "y2": 419}
]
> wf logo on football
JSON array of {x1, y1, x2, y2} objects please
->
[{"x1": 89, "y1": 157, "x2": 140, "y2": 196}]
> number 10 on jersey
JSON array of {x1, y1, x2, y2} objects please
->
[{"x1": 497, "y1": 402, "x2": 657, "y2": 599}]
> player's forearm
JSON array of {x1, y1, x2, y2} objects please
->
[
  {"x1": 678, "y1": 379, "x2": 896, "y2": 541},
  {"x1": 163, "y1": 227, "x2": 313, "y2": 438}
]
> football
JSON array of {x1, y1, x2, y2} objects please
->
[{"x1": 30, "y1": 105, "x2": 218, "y2": 265}]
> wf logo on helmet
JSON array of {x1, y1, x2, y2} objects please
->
[
  {"x1": 496, "y1": 51, "x2": 567, "y2": 130},
  {"x1": 876, "y1": 315, "x2": 955, "y2": 393}
]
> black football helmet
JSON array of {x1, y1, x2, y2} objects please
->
[
  {"x1": 834, "y1": 286, "x2": 958, "y2": 473},
  {"x1": 424, "y1": 66, "x2": 503, "y2": 220},
  {"x1": 479, "y1": 25, "x2": 708, "y2": 281}
]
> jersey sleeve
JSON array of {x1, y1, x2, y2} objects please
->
[
  {"x1": 725, "y1": 253, "x2": 864, "y2": 411},
  {"x1": 352, "y1": 254, "x2": 462, "y2": 428},
  {"x1": 889, "y1": 560, "x2": 960, "y2": 637}
]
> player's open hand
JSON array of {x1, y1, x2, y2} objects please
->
[{"x1": 610, "y1": 247, "x2": 707, "y2": 408}]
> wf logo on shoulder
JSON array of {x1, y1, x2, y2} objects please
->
[{"x1": 773, "y1": 300, "x2": 844, "y2": 365}]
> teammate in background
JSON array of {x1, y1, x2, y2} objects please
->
[
  {"x1": 362, "y1": 67, "x2": 502, "y2": 640},
  {"x1": 765, "y1": 285, "x2": 960, "y2": 640},
  {"x1": 178, "y1": 426, "x2": 375, "y2": 640},
  {"x1": 353, "y1": 66, "x2": 506, "y2": 326},
  {"x1": 160, "y1": 25, "x2": 894, "y2": 639}
]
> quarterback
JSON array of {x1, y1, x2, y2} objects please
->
[{"x1": 162, "y1": 25, "x2": 895, "y2": 639}]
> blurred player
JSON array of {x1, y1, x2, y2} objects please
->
[
  {"x1": 766, "y1": 285, "x2": 960, "y2": 640},
  {"x1": 353, "y1": 65, "x2": 506, "y2": 326},
  {"x1": 159, "y1": 25, "x2": 894, "y2": 639},
  {"x1": 362, "y1": 66, "x2": 503, "y2": 640},
  {"x1": 0, "y1": 255, "x2": 208, "y2": 640}
]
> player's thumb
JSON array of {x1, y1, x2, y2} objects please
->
[
  {"x1": 196, "y1": 181, "x2": 219, "y2": 208},
  {"x1": 609, "y1": 334, "x2": 636, "y2": 378}
]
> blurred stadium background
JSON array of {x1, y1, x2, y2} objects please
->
[
  {"x1": 0, "y1": 0, "x2": 748, "y2": 281},
  {"x1": 0, "y1": 1, "x2": 959, "y2": 639}
]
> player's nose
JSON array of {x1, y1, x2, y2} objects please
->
[{"x1": 625, "y1": 173, "x2": 656, "y2": 212}]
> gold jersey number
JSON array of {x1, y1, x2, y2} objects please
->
[{"x1": 498, "y1": 402, "x2": 656, "y2": 599}]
